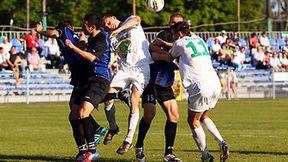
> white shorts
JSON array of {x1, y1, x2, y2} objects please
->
[
  {"x1": 110, "y1": 65, "x2": 150, "y2": 95},
  {"x1": 187, "y1": 81, "x2": 221, "y2": 112}
]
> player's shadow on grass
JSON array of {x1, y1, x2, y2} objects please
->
[
  {"x1": 178, "y1": 149, "x2": 288, "y2": 156},
  {"x1": 0, "y1": 155, "x2": 132, "y2": 162},
  {"x1": 152, "y1": 148, "x2": 288, "y2": 156}
]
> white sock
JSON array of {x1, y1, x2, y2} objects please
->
[
  {"x1": 202, "y1": 118, "x2": 224, "y2": 145},
  {"x1": 192, "y1": 126, "x2": 209, "y2": 159},
  {"x1": 125, "y1": 108, "x2": 139, "y2": 144}
]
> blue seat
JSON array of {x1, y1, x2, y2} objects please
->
[
  {"x1": 10, "y1": 38, "x2": 22, "y2": 52},
  {"x1": 206, "y1": 39, "x2": 214, "y2": 48},
  {"x1": 269, "y1": 38, "x2": 277, "y2": 46},
  {"x1": 278, "y1": 38, "x2": 286, "y2": 49},
  {"x1": 240, "y1": 39, "x2": 247, "y2": 47}
]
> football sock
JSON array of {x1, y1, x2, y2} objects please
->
[
  {"x1": 164, "y1": 120, "x2": 177, "y2": 155},
  {"x1": 192, "y1": 126, "x2": 209, "y2": 158},
  {"x1": 81, "y1": 117, "x2": 96, "y2": 153},
  {"x1": 202, "y1": 117, "x2": 224, "y2": 145},
  {"x1": 105, "y1": 103, "x2": 118, "y2": 130},
  {"x1": 136, "y1": 118, "x2": 151, "y2": 148},
  {"x1": 69, "y1": 119, "x2": 86, "y2": 154},
  {"x1": 125, "y1": 108, "x2": 139, "y2": 144},
  {"x1": 88, "y1": 115, "x2": 100, "y2": 130}
]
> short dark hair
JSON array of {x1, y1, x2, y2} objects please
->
[
  {"x1": 84, "y1": 13, "x2": 102, "y2": 30},
  {"x1": 0, "y1": 47, "x2": 3, "y2": 50},
  {"x1": 170, "y1": 13, "x2": 184, "y2": 21},
  {"x1": 58, "y1": 18, "x2": 74, "y2": 28},
  {"x1": 171, "y1": 21, "x2": 190, "y2": 36}
]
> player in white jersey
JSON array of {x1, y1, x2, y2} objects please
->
[
  {"x1": 102, "y1": 15, "x2": 153, "y2": 154},
  {"x1": 170, "y1": 21, "x2": 229, "y2": 162}
]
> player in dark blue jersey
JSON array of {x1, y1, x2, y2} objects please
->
[
  {"x1": 135, "y1": 13, "x2": 184, "y2": 162},
  {"x1": 36, "y1": 17, "x2": 108, "y2": 162},
  {"x1": 65, "y1": 13, "x2": 111, "y2": 161}
]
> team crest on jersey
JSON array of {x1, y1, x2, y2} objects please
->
[{"x1": 110, "y1": 31, "x2": 131, "y2": 58}]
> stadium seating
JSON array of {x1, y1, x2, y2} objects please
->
[
  {"x1": 278, "y1": 38, "x2": 286, "y2": 49},
  {"x1": 10, "y1": 38, "x2": 22, "y2": 53}
]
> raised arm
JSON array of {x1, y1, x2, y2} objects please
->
[
  {"x1": 66, "y1": 39, "x2": 96, "y2": 62},
  {"x1": 110, "y1": 16, "x2": 141, "y2": 38},
  {"x1": 36, "y1": 22, "x2": 60, "y2": 38}
]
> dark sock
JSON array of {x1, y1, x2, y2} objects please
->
[
  {"x1": 105, "y1": 104, "x2": 118, "y2": 130},
  {"x1": 165, "y1": 120, "x2": 177, "y2": 155},
  {"x1": 69, "y1": 119, "x2": 86, "y2": 154},
  {"x1": 136, "y1": 118, "x2": 151, "y2": 148},
  {"x1": 81, "y1": 117, "x2": 96, "y2": 153},
  {"x1": 101, "y1": 93, "x2": 118, "y2": 103},
  {"x1": 88, "y1": 115, "x2": 100, "y2": 131}
]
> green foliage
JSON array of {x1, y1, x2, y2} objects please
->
[{"x1": 0, "y1": 0, "x2": 266, "y2": 31}]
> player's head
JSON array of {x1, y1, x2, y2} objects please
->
[
  {"x1": 82, "y1": 13, "x2": 102, "y2": 35},
  {"x1": 169, "y1": 13, "x2": 184, "y2": 27},
  {"x1": 58, "y1": 18, "x2": 74, "y2": 30},
  {"x1": 171, "y1": 21, "x2": 191, "y2": 40},
  {"x1": 102, "y1": 15, "x2": 120, "y2": 32}
]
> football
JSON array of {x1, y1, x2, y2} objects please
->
[{"x1": 147, "y1": 0, "x2": 165, "y2": 12}]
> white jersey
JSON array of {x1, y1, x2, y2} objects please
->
[
  {"x1": 110, "y1": 15, "x2": 153, "y2": 68},
  {"x1": 170, "y1": 35, "x2": 220, "y2": 89}
]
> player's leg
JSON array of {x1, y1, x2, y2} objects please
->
[
  {"x1": 117, "y1": 85, "x2": 140, "y2": 154},
  {"x1": 200, "y1": 87, "x2": 228, "y2": 162},
  {"x1": 157, "y1": 85, "x2": 182, "y2": 162},
  {"x1": 135, "y1": 82, "x2": 157, "y2": 161},
  {"x1": 80, "y1": 78, "x2": 110, "y2": 161},
  {"x1": 103, "y1": 69, "x2": 130, "y2": 145},
  {"x1": 68, "y1": 87, "x2": 87, "y2": 161},
  {"x1": 187, "y1": 86, "x2": 214, "y2": 162}
]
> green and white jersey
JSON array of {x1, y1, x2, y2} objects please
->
[
  {"x1": 110, "y1": 15, "x2": 153, "y2": 68},
  {"x1": 170, "y1": 35, "x2": 220, "y2": 89}
]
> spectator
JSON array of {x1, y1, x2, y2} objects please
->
[
  {"x1": 45, "y1": 38, "x2": 60, "y2": 68},
  {"x1": 19, "y1": 29, "x2": 42, "y2": 57},
  {"x1": 9, "y1": 50, "x2": 24, "y2": 88},
  {"x1": 0, "y1": 47, "x2": 10, "y2": 71},
  {"x1": 269, "y1": 52, "x2": 284, "y2": 71},
  {"x1": 0, "y1": 36, "x2": 12, "y2": 53},
  {"x1": 259, "y1": 31, "x2": 270, "y2": 50},
  {"x1": 211, "y1": 38, "x2": 221, "y2": 60},
  {"x1": 232, "y1": 47, "x2": 246, "y2": 70},
  {"x1": 231, "y1": 32, "x2": 240, "y2": 46},
  {"x1": 255, "y1": 47, "x2": 269, "y2": 69},
  {"x1": 249, "y1": 32, "x2": 259, "y2": 55},
  {"x1": 27, "y1": 47, "x2": 45, "y2": 71},
  {"x1": 279, "y1": 50, "x2": 288, "y2": 70},
  {"x1": 216, "y1": 30, "x2": 228, "y2": 45}
]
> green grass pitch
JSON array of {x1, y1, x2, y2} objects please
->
[{"x1": 0, "y1": 99, "x2": 288, "y2": 162}]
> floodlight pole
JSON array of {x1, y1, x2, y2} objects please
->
[
  {"x1": 237, "y1": 0, "x2": 240, "y2": 31},
  {"x1": 133, "y1": 0, "x2": 136, "y2": 15},
  {"x1": 42, "y1": 0, "x2": 47, "y2": 32},
  {"x1": 26, "y1": 0, "x2": 30, "y2": 30}
]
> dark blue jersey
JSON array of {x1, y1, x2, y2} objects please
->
[
  {"x1": 150, "y1": 29, "x2": 176, "y2": 87},
  {"x1": 56, "y1": 26, "x2": 90, "y2": 86},
  {"x1": 86, "y1": 30, "x2": 111, "y2": 81}
]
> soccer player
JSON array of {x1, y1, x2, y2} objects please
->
[
  {"x1": 65, "y1": 13, "x2": 112, "y2": 161},
  {"x1": 169, "y1": 21, "x2": 229, "y2": 162},
  {"x1": 36, "y1": 19, "x2": 107, "y2": 161},
  {"x1": 135, "y1": 13, "x2": 184, "y2": 162},
  {"x1": 102, "y1": 15, "x2": 153, "y2": 154}
]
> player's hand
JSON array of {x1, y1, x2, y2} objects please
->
[
  {"x1": 79, "y1": 32, "x2": 87, "y2": 42},
  {"x1": 110, "y1": 29, "x2": 119, "y2": 38},
  {"x1": 36, "y1": 22, "x2": 42, "y2": 32},
  {"x1": 66, "y1": 39, "x2": 75, "y2": 49}
]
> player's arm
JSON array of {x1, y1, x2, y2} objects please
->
[
  {"x1": 110, "y1": 15, "x2": 141, "y2": 38},
  {"x1": 66, "y1": 39, "x2": 96, "y2": 62},
  {"x1": 36, "y1": 22, "x2": 60, "y2": 38},
  {"x1": 149, "y1": 38, "x2": 173, "y2": 62}
]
